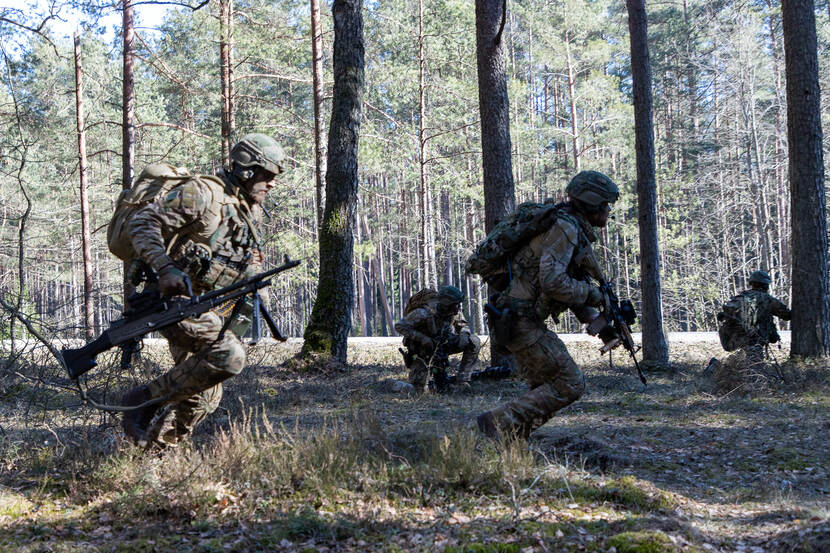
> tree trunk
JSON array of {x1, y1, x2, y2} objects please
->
[
  {"x1": 782, "y1": 0, "x2": 830, "y2": 357},
  {"x1": 219, "y1": 0, "x2": 234, "y2": 165},
  {"x1": 627, "y1": 0, "x2": 669, "y2": 364},
  {"x1": 476, "y1": 0, "x2": 516, "y2": 370},
  {"x1": 122, "y1": 0, "x2": 136, "y2": 303},
  {"x1": 74, "y1": 32, "x2": 95, "y2": 341},
  {"x1": 300, "y1": 0, "x2": 364, "y2": 364},
  {"x1": 310, "y1": 0, "x2": 326, "y2": 234}
]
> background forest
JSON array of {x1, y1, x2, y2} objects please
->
[{"x1": 1, "y1": 0, "x2": 828, "y2": 340}]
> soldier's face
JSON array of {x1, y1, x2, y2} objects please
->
[
  {"x1": 246, "y1": 168, "x2": 278, "y2": 205},
  {"x1": 586, "y1": 202, "x2": 612, "y2": 228}
]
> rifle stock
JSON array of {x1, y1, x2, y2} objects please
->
[{"x1": 61, "y1": 258, "x2": 300, "y2": 379}]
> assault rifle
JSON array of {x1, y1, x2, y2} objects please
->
[
  {"x1": 61, "y1": 258, "x2": 301, "y2": 380},
  {"x1": 579, "y1": 249, "x2": 647, "y2": 387}
]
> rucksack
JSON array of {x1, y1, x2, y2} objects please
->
[
  {"x1": 404, "y1": 288, "x2": 439, "y2": 317},
  {"x1": 716, "y1": 293, "x2": 762, "y2": 351},
  {"x1": 465, "y1": 201, "x2": 563, "y2": 291},
  {"x1": 106, "y1": 163, "x2": 192, "y2": 261}
]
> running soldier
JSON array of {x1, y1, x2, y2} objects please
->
[
  {"x1": 120, "y1": 133, "x2": 285, "y2": 447},
  {"x1": 476, "y1": 170, "x2": 620, "y2": 441}
]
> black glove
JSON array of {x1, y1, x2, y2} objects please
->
[{"x1": 598, "y1": 324, "x2": 620, "y2": 346}]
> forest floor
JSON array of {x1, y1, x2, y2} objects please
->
[{"x1": 0, "y1": 335, "x2": 828, "y2": 553}]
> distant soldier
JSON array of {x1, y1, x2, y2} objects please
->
[
  {"x1": 395, "y1": 286, "x2": 480, "y2": 393},
  {"x1": 475, "y1": 170, "x2": 621, "y2": 441},
  {"x1": 716, "y1": 270, "x2": 791, "y2": 368}
]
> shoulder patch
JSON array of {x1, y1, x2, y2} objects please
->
[{"x1": 161, "y1": 179, "x2": 210, "y2": 214}]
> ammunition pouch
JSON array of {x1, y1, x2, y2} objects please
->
[{"x1": 173, "y1": 240, "x2": 250, "y2": 292}]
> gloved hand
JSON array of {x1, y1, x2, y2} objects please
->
[
  {"x1": 598, "y1": 324, "x2": 620, "y2": 347},
  {"x1": 158, "y1": 264, "x2": 189, "y2": 297},
  {"x1": 586, "y1": 286, "x2": 604, "y2": 307}
]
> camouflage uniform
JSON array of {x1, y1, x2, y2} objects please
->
[
  {"x1": 127, "y1": 173, "x2": 262, "y2": 444},
  {"x1": 477, "y1": 170, "x2": 618, "y2": 440},
  {"x1": 122, "y1": 133, "x2": 283, "y2": 447},
  {"x1": 395, "y1": 288, "x2": 480, "y2": 392},
  {"x1": 720, "y1": 271, "x2": 791, "y2": 369}
]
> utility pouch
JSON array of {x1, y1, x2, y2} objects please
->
[
  {"x1": 199, "y1": 260, "x2": 243, "y2": 290},
  {"x1": 485, "y1": 302, "x2": 515, "y2": 344},
  {"x1": 172, "y1": 240, "x2": 212, "y2": 283}
]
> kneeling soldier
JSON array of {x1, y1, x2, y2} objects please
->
[{"x1": 395, "y1": 286, "x2": 480, "y2": 393}]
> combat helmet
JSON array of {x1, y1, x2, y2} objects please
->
[
  {"x1": 566, "y1": 170, "x2": 619, "y2": 209},
  {"x1": 749, "y1": 270, "x2": 771, "y2": 287},
  {"x1": 437, "y1": 285, "x2": 464, "y2": 304},
  {"x1": 230, "y1": 133, "x2": 286, "y2": 179}
]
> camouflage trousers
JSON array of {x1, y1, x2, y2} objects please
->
[
  {"x1": 408, "y1": 333, "x2": 481, "y2": 392},
  {"x1": 146, "y1": 310, "x2": 246, "y2": 446},
  {"x1": 488, "y1": 316, "x2": 585, "y2": 439}
]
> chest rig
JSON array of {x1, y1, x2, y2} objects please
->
[{"x1": 171, "y1": 176, "x2": 263, "y2": 292}]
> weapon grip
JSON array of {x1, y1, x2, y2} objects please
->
[
  {"x1": 183, "y1": 275, "x2": 194, "y2": 299},
  {"x1": 259, "y1": 302, "x2": 287, "y2": 341}
]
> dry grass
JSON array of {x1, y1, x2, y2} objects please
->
[{"x1": 0, "y1": 336, "x2": 828, "y2": 552}]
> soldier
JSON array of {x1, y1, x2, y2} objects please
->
[
  {"x1": 476, "y1": 170, "x2": 620, "y2": 441},
  {"x1": 716, "y1": 269, "x2": 791, "y2": 368},
  {"x1": 120, "y1": 133, "x2": 286, "y2": 447},
  {"x1": 395, "y1": 286, "x2": 481, "y2": 393}
]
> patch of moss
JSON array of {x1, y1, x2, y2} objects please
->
[
  {"x1": 606, "y1": 531, "x2": 677, "y2": 553},
  {"x1": 767, "y1": 447, "x2": 811, "y2": 471},
  {"x1": 571, "y1": 476, "x2": 677, "y2": 512}
]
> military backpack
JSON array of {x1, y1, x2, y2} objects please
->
[
  {"x1": 403, "y1": 288, "x2": 439, "y2": 317},
  {"x1": 465, "y1": 201, "x2": 563, "y2": 291},
  {"x1": 106, "y1": 163, "x2": 194, "y2": 261},
  {"x1": 716, "y1": 292, "x2": 763, "y2": 351}
]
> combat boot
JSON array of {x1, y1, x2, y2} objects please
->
[{"x1": 121, "y1": 385, "x2": 161, "y2": 444}]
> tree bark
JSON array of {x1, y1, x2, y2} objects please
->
[
  {"x1": 300, "y1": 0, "x2": 364, "y2": 364},
  {"x1": 74, "y1": 32, "x2": 94, "y2": 341},
  {"x1": 122, "y1": 0, "x2": 136, "y2": 302},
  {"x1": 782, "y1": 0, "x2": 830, "y2": 357},
  {"x1": 219, "y1": 0, "x2": 234, "y2": 166},
  {"x1": 310, "y1": 0, "x2": 326, "y2": 234},
  {"x1": 476, "y1": 0, "x2": 516, "y2": 369},
  {"x1": 627, "y1": 0, "x2": 669, "y2": 364}
]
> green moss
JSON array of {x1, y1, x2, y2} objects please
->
[
  {"x1": 767, "y1": 447, "x2": 812, "y2": 471},
  {"x1": 443, "y1": 544, "x2": 521, "y2": 553},
  {"x1": 606, "y1": 531, "x2": 677, "y2": 553},
  {"x1": 569, "y1": 476, "x2": 677, "y2": 512}
]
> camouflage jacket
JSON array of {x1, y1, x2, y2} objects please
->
[
  {"x1": 505, "y1": 205, "x2": 599, "y2": 347},
  {"x1": 735, "y1": 289, "x2": 791, "y2": 344},
  {"x1": 128, "y1": 171, "x2": 264, "y2": 293},
  {"x1": 394, "y1": 300, "x2": 472, "y2": 355}
]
